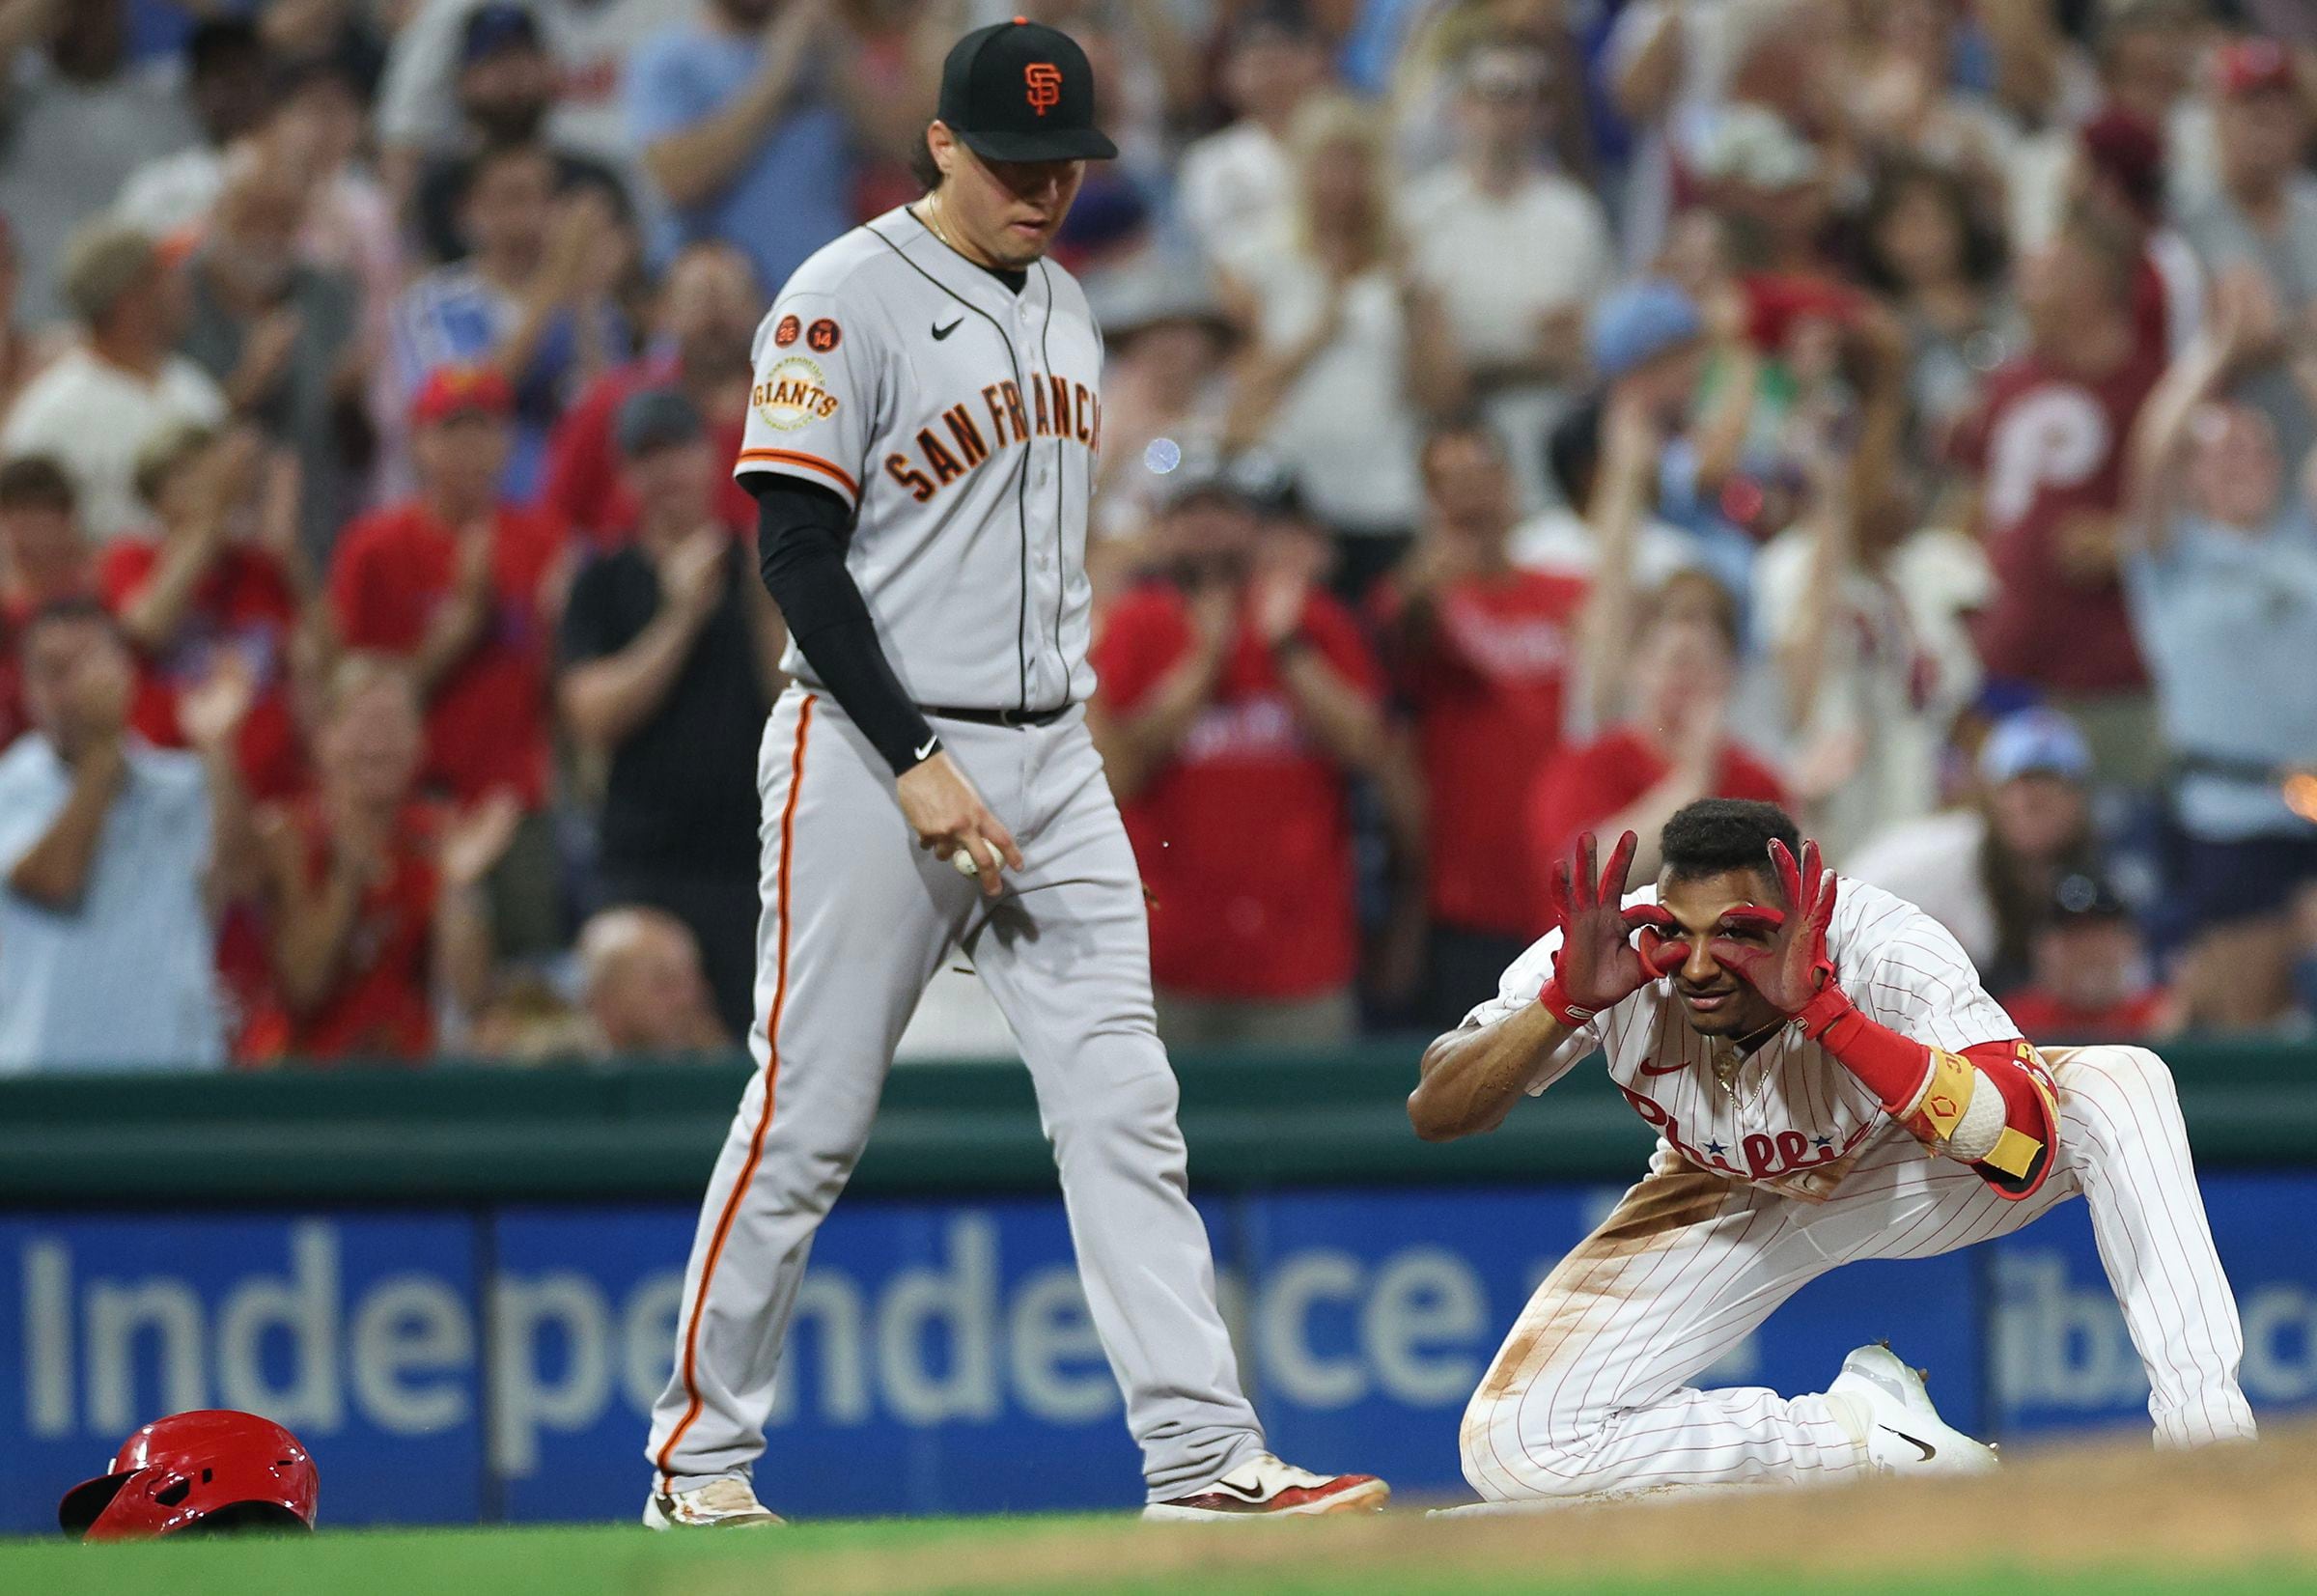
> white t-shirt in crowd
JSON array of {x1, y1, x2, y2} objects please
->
[
  {"x1": 1402, "y1": 167, "x2": 1612, "y2": 366},
  {"x1": 1177, "y1": 121, "x2": 1293, "y2": 280},
  {"x1": 1236, "y1": 247, "x2": 1424, "y2": 537},
  {"x1": 0, "y1": 736, "x2": 223, "y2": 1074},
  {"x1": 1845, "y1": 807, "x2": 1997, "y2": 973},
  {"x1": 0, "y1": 347, "x2": 229, "y2": 544},
  {"x1": 1508, "y1": 506, "x2": 1699, "y2": 589}
]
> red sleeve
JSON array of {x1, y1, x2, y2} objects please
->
[
  {"x1": 329, "y1": 518, "x2": 415, "y2": 651},
  {"x1": 1298, "y1": 591, "x2": 1384, "y2": 700},
  {"x1": 1090, "y1": 590, "x2": 1188, "y2": 715},
  {"x1": 541, "y1": 377, "x2": 620, "y2": 537},
  {"x1": 96, "y1": 541, "x2": 158, "y2": 611},
  {"x1": 1529, "y1": 734, "x2": 1650, "y2": 870}
]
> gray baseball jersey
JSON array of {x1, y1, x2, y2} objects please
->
[
  {"x1": 734, "y1": 204, "x2": 1103, "y2": 714},
  {"x1": 649, "y1": 205, "x2": 1272, "y2": 1506}
]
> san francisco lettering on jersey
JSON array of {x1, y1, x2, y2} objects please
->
[{"x1": 883, "y1": 376, "x2": 1103, "y2": 503}]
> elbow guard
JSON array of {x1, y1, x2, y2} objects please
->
[{"x1": 1897, "y1": 1040, "x2": 2060, "y2": 1201}]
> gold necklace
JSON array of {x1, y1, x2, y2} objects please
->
[{"x1": 916, "y1": 194, "x2": 963, "y2": 255}]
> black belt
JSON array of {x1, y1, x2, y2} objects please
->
[{"x1": 920, "y1": 702, "x2": 1074, "y2": 728}]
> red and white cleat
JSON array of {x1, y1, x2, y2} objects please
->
[{"x1": 1142, "y1": 1453, "x2": 1390, "y2": 1522}]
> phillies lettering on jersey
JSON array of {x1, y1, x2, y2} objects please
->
[
  {"x1": 1466, "y1": 877, "x2": 2023, "y2": 1201},
  {"x1": 735, "y1": 205, "x2": 1104, "y2": 715}
]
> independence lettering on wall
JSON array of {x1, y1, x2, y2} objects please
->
[{"x1": 3, "y1": 1175, "x2": 2314, "y2": 1531}]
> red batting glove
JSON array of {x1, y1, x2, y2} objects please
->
[
  {"x1": 1538, "y1": 829, "x2": 1660, "y2": 1027},
  {"x1": 1708, "y1": 837, "x2": 1846, "y2": 1035}
]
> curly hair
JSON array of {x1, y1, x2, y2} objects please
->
[{"x1": 1660, "y1": 798, "x2": 1801, "y2": 886}]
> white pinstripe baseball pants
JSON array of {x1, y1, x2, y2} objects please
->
[{"x1": 1460, "y1": 1046, "x2": 2258, "y2": 1502}]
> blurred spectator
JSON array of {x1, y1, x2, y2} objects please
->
[
  {"x1": 0, "y1": 224, "x2": 227, "y2": 544},
  {"x1": 328, "y1": 365, "x2": 565, "y2": 958},
  {"x1": 1856, "y1": 156, "x2": 2011, "y2": 457},
  {"x1": 1510, "y1": 394, "x2": 1698, "y2": 588},
  {"x1": 1529, "y1": 569, "x2": 1786, "y2": 887},
  {"x1": 1177, "y1": 3, "x2": 1330, "y2": 279},
  {"x1": 411, "y1": 3, "x2": 636, "y2": 266},
  {"x1": 468, "y1": 968, "x2": 599, "y2": 1061},
  {"x1": 1403, "y1": 38, "x2": 1613, "y2": 513},
  {"x1": 1089, "y1": 471, "x2": 1395, "y2": 1048},
  {"x1": 1956, "y1": 215, "x2": 2163, "y2": 784},
  {"x1": 378, "y1": 0, "x2": 665, "y2": 209},
  {"x1": 0, "y1": 456, "x2": 92, "y2": 745},
  {"x1": 0, "y1": 0, "x2": 197, "y2": 328},
  {"x1": 2179, "y1": 40, "x2": 2317, "y2": 472},
  {"x1": 391, "y1": 137, "x2": 633, "y2": 501},
  {"x1": 577, "y1": 904, "x2": 731, "y2": 1056},
  {"x1": 629, "y1": 0, "x2": 854, "y2": 308},
  {"x1": 257, "y1": 0, "x2": 386, "y2": 89},
  {"x1": 239, "y1": 655, "x2": 513, "y2": 1065},
  {"x1": 1753, "y1": 311, "x2": 1989, "y2": 858},
  {"x1": 1371, "y1": 419, "x2": 1586, "y2": 1027},
  {"x1": 2002, "y1": 871, "x2": 2171, "y2": 1042},
  {"x1": 99, "y1": 425, "x2": 311, "y2": 802},
  {"x1": 543, "y1": 240, "x2": 759, "y2": 545},
  {"x1": 559, "y1": 389, "x2": 783, "y2": 1037},
  {"x1": 1847, "y1": 708, "x2": 2103, "y2": 995},
  {"x1": 1220, "y1": 94, "x2": 1466, "y2": 599},
  {"x1": 0, "y1": 599, "x2": 254, "y2": 1072},
  {"x1": 2072, "y1": 109, "x2": 2204, "y2": 361},
  {"x1": 178, "y1": 154, "x2": 367, "y2": 566},
  {"x1": 1084, "y1": 255, "x2": 1236, "y2": 548},
  {"x1": 2120, "y1": 274, "x2": 2317, "y2": 1030},
  {"x1": 111, "y1": 16, "x2": 273, "y2": 238},
  {"x1": 1834, "y1": 0, "x2": 2016, "y2": 181}
]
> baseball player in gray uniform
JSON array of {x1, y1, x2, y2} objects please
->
[{"x1": 643, "y1": 20, "x2": 1387, "y2": 1527}]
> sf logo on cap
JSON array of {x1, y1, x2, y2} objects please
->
[{"x1": 1025, "y1": 62, "x2": 1061, "y2": 116}]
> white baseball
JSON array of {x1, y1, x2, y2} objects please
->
[{"x1": 953, "y1": 847, "x2": 981, "y2": 878}]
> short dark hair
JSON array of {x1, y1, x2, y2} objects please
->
[
  {"x1": 0, "y1": 455, "x2": 76, "y2": 515},
  {"x1": 25, "y1": 595, "x2": 119, "y2": 643},
  {"x1": 1660, "y1": 798, "x2": 1801, "y2": 887},
  {"x1": 909, "y1": 122, "x2": 944, "y2": 193}
]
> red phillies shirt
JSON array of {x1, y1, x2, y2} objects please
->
[
  {"x1": 98, "y1": 539, "x2": 307, "y2": 801},
  {"x1": 1092, "y1": 583, "x2": 1383, "y2": 1001},
  {"x1": 1956, "y1": 349, "x2": 2162, "y2": 694},
  {"x1": 238, "y1": 799, "x2": 442, "y2": 1064},
  {"x1": 542, "y1": 357, "x2": 754, "y2": 546},
  {"x1": 2000, "y1": 985, "x2": 2165, "y2": 1043},
  {"x1": 1373, "y1": 566, "x2": 1587, "y2": 937},
  {"x1": 329, "y1": 501, "x2": 563, "y2": 807},
  {"x1": 1528, "y1": 727, "x2": 1790, "y2": 929}
]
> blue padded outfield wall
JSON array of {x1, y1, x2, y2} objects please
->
[{"x1": 5, "y1": 1174, "x2": 2315, "y2": 1531}]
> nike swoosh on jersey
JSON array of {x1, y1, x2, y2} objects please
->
[
  {"x1": 1637, "y1": 1059, "x2": 1690, "y2": 1076},
  {"x1": 932, "y1": 318, "x2": 963, "y2": 340}
]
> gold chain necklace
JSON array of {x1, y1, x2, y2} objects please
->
[{"x1": 915, "y1": 194, "x2": 963, "y2": 256}]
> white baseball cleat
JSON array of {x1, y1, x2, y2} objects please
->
[
  {"x1": 1827, "y1": 1343, "x2": 1998, "y2": 1477},
  {"x1": 642, "y1": 1476, "x2": 784, "y2": 1529},
  {"x1": 1143, "y1": 1453, "x2": 1390, "y2": 1522}
]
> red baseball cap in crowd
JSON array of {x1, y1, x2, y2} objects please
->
[
  {"x1": 2214, "y1": 38, "x2": 2297, "y2": 98},
  {"x1": 409, "y1": 363, "x2": 514, "y2": 427}
]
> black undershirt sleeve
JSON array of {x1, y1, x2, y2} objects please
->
[{"x1": 751, "y1": 476, "x2": 939, "y2": 777}]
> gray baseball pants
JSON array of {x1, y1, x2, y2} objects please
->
[{"x1": 646, "y1": 686, "x2": 1267, "y2": 1500}]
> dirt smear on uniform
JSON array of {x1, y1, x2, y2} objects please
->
[{"x1": 665, "y1": 1424, "x2": 2317, "y2": 1596}]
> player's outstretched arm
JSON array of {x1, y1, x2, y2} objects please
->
[{"x1": 1410, "y1": 831, "x2": 1666, "y2": 1141}]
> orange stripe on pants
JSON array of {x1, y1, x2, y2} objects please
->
[{"x1": 655, "y1": 693, "x2": 816, "y2": 1487}]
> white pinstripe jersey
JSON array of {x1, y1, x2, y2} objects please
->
[
  {"x1": 735, "y1": 204, "x2": 1102, "y2": 715},
  {"x1": 1467, "y1": 878, "x2": 2024, "y2": 1200}
]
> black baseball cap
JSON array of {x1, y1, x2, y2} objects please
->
[
  {"x1": 937, "y1": 18, "x2": 1117, "y2": 164},
  {"x1": 616, "y1": 388, "x2": 706, "y2": 458},
  {"x1": 462, "y1": 2, "x2": 542, "y2": 68}
]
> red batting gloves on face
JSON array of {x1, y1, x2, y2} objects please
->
[
  {"x1": 1537, "y1": 830, "x2": 1681, "y2": 1028},
  {"x1": 1711, "y1": 837, "x2": 1930, "y2": 1113}
]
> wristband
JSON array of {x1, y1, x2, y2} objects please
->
[
  {"x1": 1535, "y1": 975, "x2": 1595, "y2": 1029},
  {"x1": 1802, "y1": 989, "x2": 1938, "y2": 1115}
]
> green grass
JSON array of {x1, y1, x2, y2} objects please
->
[{"x1": 1, "y1": 1521, "x2": 2311, "y2": 1596}]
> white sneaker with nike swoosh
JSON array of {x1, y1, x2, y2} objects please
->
[
  {"x1": 1142, "y1": 1453, "x2": 1390, "y2": 1521},
  {"x1": 1825, "y1": 1343, "x2": 1998, "y2": 1477}
]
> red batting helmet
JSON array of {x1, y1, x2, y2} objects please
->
[{"x1": 58, "y1": 1410, "x2": 319, "y2": 1542}]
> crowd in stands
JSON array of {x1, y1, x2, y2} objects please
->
[{"x1": 2, "y1": 0, "x2": 2315, "y2": 1074}]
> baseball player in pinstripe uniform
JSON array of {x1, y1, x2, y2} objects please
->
[
  {"x1": 1414, "y1": 799, "x2": 2256, "y2": 1505},
  {"x1": 643, "y1": 20, "x2": 1386, "y2": 1527}
]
